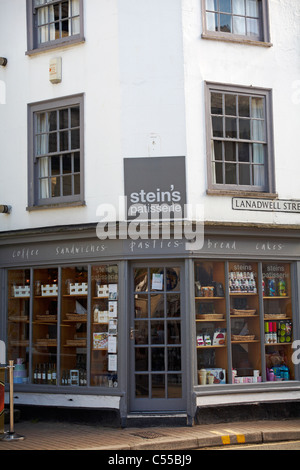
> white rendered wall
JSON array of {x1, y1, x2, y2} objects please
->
[
  {"x1": 182, "y1": 0, "x2": 300, "y2": 226},
  {"x1": 0, "y1": 0, "x2": 299, "y2": 233}
]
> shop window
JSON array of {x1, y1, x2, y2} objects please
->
[
  {"x1": 26, "y1": 0, "x2": 84, "y2": 53},
  {"x1": 7, "y1": 270, "x2": 31, "y2": 384},
  {"x1": 263, "y1": 263, "x2": 294, "y2": 381},
  {"x1": 194, "y1": 261, "x2": 295, "y2": 385},
  {"x1": 195, "y1": 261, "x2": 227, "y2": 385},
  {"x1": 61, "y1": 266, "x2": 88, "y2": 386},
  {"x1": 91, "y1": 265, "x2": 118, "y2": 387},
  {"x1": 202, "y1": 0, "x2": 271, "y2": 45},
  {"x1": 206, "y1": 82, "x2": 276, "y2": 194},
  {"x1": 33, "y1": 268, "x2": 58, "y2": 384},
  {"x1": 28, "y1": 95, "x2": 84, "y2": 208},
  {"x1": 6, "y1": 264, "x2": 119, "y2": 389}
]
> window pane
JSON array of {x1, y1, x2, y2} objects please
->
[
  {"x1": 253, "y1": 164, "x2": 265, "y2": 186},
  {"x1": 220, "y1": 14, "x2": 232, "y2": 32},
  {"x1": 151, "y1": 348, "x2": 165, "y2": 369},
  {"x1": 251, "y1": 97, "x2": 264, "y2": 118},
  {"x1": 71, "y1": 0, "x2": 80, "y2": 16},
  {"x1": 225, "y1": 117, "x2": 237, "y2": 138},
  {"x1": 167, "y1": 294, "x2": 180, "y2": 317},
  {"x1": 59, "y1": 109, "x2": 69, "y2": 129},
  {"x1": 212, "y1": 116, "x2": 223, "y2": 137},
  {"x1": 51, "y1": 176, "x2": 60, "y2": 197},
  {"x1": 71, "y1": 106, "x2": 80, "y2": 127},
  {"x1": 213, "y1": 140, "x2": 223, "y2": 160},
  {"x1": 40, "y1": 178, "x2": 49, "y2": 198},
  {"x1": 253, "y1": 143, "x2": 264, "y2": 163},
  {"x1": 166, "y1": 267, "x2": 180, "y2": 291},
  {"x1": 151, "y1": 295, "x2": 164, "y2": 318},
  {"x1": 168, "y1": 374, "x2": 182, "y2": 398},
  {"x1": 238, "y1": 142, "x2": 250, "y2": 162},
  {"x1": 49, "y1": 111, "x2": 57, "y2": 131},
  {"x1": 206, "y1": 0, "x2": 218, "y2": 10},
  {"x1": 233, "y1": 0, "x2": 245, "y2": 15},
  {"x1": 74, "y1": 153, "x2": 80, "y2": 172},
  {"x1": 233, "y1": 16, "x2": 246, "y2": 35},
  {"x1": 225, "y1": 141, "x2": 236, "y2": 161},
  {"x1": 63, "y1": 154, "x2": 72, "y2": 174},
  {"x1": 151, "y1": 322, "x2": 164, "y2": 344},
  {"x1": 49, "y1": 132, "x2": 57, "y2": 152},
  {"x1": 247, "y1": 18, "x2": 260, "y2": 37},
  {"x1": 238, "y1": 96, "x2": 250, "y2": 117},
  {"x1": 239, "y1": 164, "x2": 251, "y2": 185},
  {"x1": 239, "y1": 118, "x2": 251, "y2": 139},
  {"x1": 168, "y1": 348, "x2": 181, "y2": 371},
  {"x1": 225, "y1": 94, "x2": 236, "y2": 116},
  {"x1": 39, "y1": 157, "x2": 49, "y2": 177},
  {"x1": 152, "y1": 374, "x2": 165, "y2": 398},
  {"x1": 136, "y1": 375, "x2": 148, "y2": 398},
  {"x1": 225, "y1": 163, "x2": 236, "y2": 184},
  {"x1": 51, "y1": 156, "x2": 60, "y2": 175},
  {"x1": 36, "y1": 134, "x2": 47, "y2": 155},
  {"x1": 206, "y1": 12, "x2": 218, "y2": 31},
  {"x1": 74, "y1": 174, "x2": 80, "y2": 194},
  {"x1": 252, "y1": 120, "x2": 265, "y2": 141},
  {"x1": 214, "y1": 162, "x2": 223, "y2": 184},
  {"x1": 246, "y1": 0, "x2": 259, "y2": 17},
  {"x1": 60, "y1": 130, "x2": 69, "y2": 151},
  {"x1": 61, "y1": 19, "x2": 69, "y2": 37},
  {"x1": 135, "y1": 295, "x2": 148, "y2": 318},
  {"x1": 71, "y1": 129, "x2": 80, "y2": 149},
  {"x1": 135, "y1": 348, "x2": 148, "y2": 371},
  {"x1": 53, "y1": 3, "x2": 60, "y2": 21},
  {"x1": 167, "y1": 321, "x2": 181, "y2": 344},
  {"x1": 72, "y1": 17, "x2": 80, "y2": 35},
  {"x1": 63, "y1": 175, "x2": 72, "y2": 196},
  {"x1": 211, "y1": 93, "x2": 223, "y2": 115},
  {"x1": 134, "y1": 269, "x2": 148, "y2": 292},
  {"x1": 219, "y1": 0, "x2": 231, "y2": 13},
  {"x1": 61, "y1": 1, "x2": 69, "y2": 19}
]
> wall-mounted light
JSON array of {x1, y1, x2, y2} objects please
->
[
  {"x1": 0, "y1": 57, "x2": 7, "y2": 67},
  {"x1": 0, "y1": 205, "x2": 11, "y2": 214}
]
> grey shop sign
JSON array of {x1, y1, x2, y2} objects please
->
[
  {"x1": 124, "y1": 156, "x2": 186, "y2": 220},
  {"x1": 232, "y1": 197, "x2": 300, "y2": 213}
]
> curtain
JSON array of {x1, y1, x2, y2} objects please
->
[
  {"x1": 38, "y1": 5, "x2": 55, "y2": 43},
  {"x1": 70, "y1": 0, "x2": 80, "y2": 35},
  {"x1": 37, "y1": 113, "x2": 50, "y2": 199}
]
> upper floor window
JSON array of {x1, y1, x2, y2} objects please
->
[
  {"x1": 205, "y1": 82, "x2": 275, "y2": 194},
  {"x1": 28, "y1": 94, "x2": 84, "y2": 209},
  {"x1": 26, "y1": 0, "x2": 84, "y2": 53},
  {"x1": 202, "y1": 0, "x2": 271, "y2": 45}
]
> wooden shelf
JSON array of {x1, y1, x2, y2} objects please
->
[
  {"x1": 263, "y1": 296, "x2": 290, "y2": 300},
  {"x1": 195, "y1": 297, "x2": 224, "y2": 300}
]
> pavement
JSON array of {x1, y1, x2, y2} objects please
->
[{"x1": 1, "y1": 415, "x2": 300, "y2": 451}]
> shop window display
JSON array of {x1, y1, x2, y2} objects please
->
[
  {"x1": 195, "y1": 261, "x2": 295, "y2": 385},
  {"x1": 6, "y1": 264, "x2": 119, "y2": 388}
]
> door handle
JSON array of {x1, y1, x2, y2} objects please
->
[{"x1": 130, "y1": 327, "x2": 137, "y2": 340}]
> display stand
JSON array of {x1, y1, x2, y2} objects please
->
[{"x1": 1, "y1": 360, "x2": 24, "y2": 441}]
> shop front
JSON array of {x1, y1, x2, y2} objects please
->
[{"x1": 0, "y1": 224, "x2": 300, "y2": 425}]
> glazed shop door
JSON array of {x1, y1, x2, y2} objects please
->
[{"x1": 129, "y1": 264, "x2": 186, "y2": 412}]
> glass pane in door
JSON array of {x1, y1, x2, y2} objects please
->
[{"x1": 132, "y1": 266, "x2": 184, "y2": 410}]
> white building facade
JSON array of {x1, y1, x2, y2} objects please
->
[{"x1": 0, "y1": 0, "x2": 299, "y2": 425}]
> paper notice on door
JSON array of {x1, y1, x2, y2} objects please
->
[
  {"x1": 151, "y1": 273, "x2": 163, "y2": 290},
  {"x1": 108, "y1": 354, "x2": 117, "y2": 371},
  {"x1": 108, "y1": 335, "x2": 117, "y2": 353}
]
